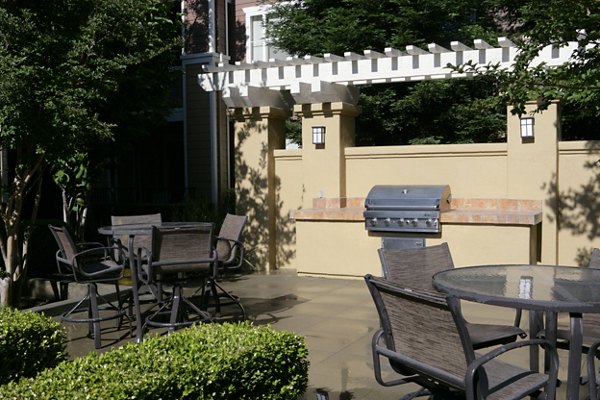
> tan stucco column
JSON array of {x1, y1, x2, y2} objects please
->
[
  {"x1": 294, "y1": 102, "x2": 361, "y2": 208},
  {"x1": 507, "y1": 101, "x2": 560, "y2": 264},
  {"x1": 230, "y1": 106, "x2": 287, "y2": 271}
]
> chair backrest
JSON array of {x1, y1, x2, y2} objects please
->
[
  {"x1": 150, "y1": 224, "x2": 215, "y2": 274},
  {"x1": 111, "y1": 213, "x2": 162, "y2": 255},
  {"x1": 378, "y1": 242, "x2": 454, "y2": 294},
  {"x1": 48, "y1": 225, "x2": 78, "y2": 270},
  {"x1": 365, "y1": 274, "x2": 472, "y2": 389},
  {"x1": 216, "y1": 214, "x2": 247, "y2": 264},
  {"x1": 584, "y1": 248, "x2": 600, "y2": 330}
]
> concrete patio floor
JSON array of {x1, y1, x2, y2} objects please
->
[{"x1": 34, "y1": 269, "x2": 590, "y2": 399}]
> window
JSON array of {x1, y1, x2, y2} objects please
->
[{"x1": 244, "y1": 5, "x2": 288, "y2": 62}]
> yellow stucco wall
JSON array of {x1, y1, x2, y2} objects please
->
[
  {"x1": 252, "y1": 102, "x2": 600, "y2": 276},
  {"x1": 272, "y1": 149, "x2": 303, "y2": 269},
  {"x1": 345, "y1": 143, "x2": 508, "y2": 199},
  {"x1": 557, "y1": 141, "x2": 600, "y2": 266},
  {"x1": 294, "y1": 221, "x2": 535, "y2": 276}
]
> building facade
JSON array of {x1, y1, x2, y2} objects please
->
[{"x1": 96, "y1": 0, "x2": 268, "y2": 210}]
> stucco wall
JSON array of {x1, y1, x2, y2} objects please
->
[
  {"x1": 248, "y1": 100, "x2": 600, "y2": 275},
  {"x1": 345, "y1": 143, "x2": 508, "y2": 199},
  {"x1": 556, "y1": 141, "x2": 600, "y2": 265},
  {"x1": 273, "y1": 139, "x2": 600, "y2": 275}
]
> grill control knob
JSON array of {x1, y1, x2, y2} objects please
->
[
  {"x1": 426, "y1": 219, "x2": 433, "y2": 226},
  {"x1": 411, "y1": 219, "x2": 418, "y2": 227},
  {"x1": 397, "y1": 218, "x2": 405, "y2": 226},
  {"x1": 369, "y1": 218, "x2": 377, "y2": 226},
  {"x1": 384, "y1": 218, "x2": 391, "y2": 226}
]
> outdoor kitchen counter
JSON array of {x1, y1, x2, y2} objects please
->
[{"x1": 291, "y1": 197, "x2": 542, "y2": 226}]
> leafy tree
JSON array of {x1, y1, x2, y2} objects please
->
[
  {"x1": 264, "y1": 0, "x2": 517, "y2": 145},
  {"x1": 265, "y1": 0, "x2": 598, "y2": 143},
  {"x1": 485, "y1": 0, "x2": 600, "y2": 136},
  {"x1": 0, "y1": 0, "x2": 181, "y2": 306}
]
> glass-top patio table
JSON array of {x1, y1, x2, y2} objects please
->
[
  {"x1": 433, "y1": 264, "x2": 600, "y2": 400},
  {"x1": 98, "y1": 222, "x2": 213, "y2": 342}
]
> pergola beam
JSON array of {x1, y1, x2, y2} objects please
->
[{"x1": 199, "y1": 37, "x2": 581, "y2": 108}]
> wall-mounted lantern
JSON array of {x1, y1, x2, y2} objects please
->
[
  {"x1": 520, "y1": 117, "x2": 534, "y2": 139},
  {"x1": 312, "y1": 126, "x2": 326, "y2": 145}
]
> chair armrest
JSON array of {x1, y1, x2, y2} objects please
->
[
  {"x1": 74, "y1": 245, "x2": 122, "y2": 259},
  {"x1": 143, "y1": 250, "x2": 217, "y2": 281},
  {"x1": 215, "y1": 236, "x2": 244, "y2": 268},
  {"x1": 76, "y1": 242, "x2": 104, "y2": 250},
  {"x1": 371, "y1": 328, "x2": 424, "y2": 387},
  {"x1": 587, "y1": 339, "x2": 600, "y2": 400},
  {"x1": 54, "y1": 250, "x2": 75, "y2": 276},
  {"x1": 56, "y1": 245, "x2": 126, "y2": 281},
  {"x1": 134, "y1": 246, "x2": 152, "y2": 283},
  {"x1": 465, "y1": 338, "x2": 558, "y2": 400}
]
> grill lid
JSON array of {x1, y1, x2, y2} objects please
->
[{"x1": 364, "y1": 185, "x2": 451, "y2": 211}]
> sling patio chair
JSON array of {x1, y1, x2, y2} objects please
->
[
  {"x1": 136, "y1": 224, "x2": 216, "y2": 338},
  {"x1": 203, "y1": 213, "x2": 247, "y2": 320},
  {"x1": 110, "y1": 213, "x2": 162, "y2": 264},
  {"x1": 378, "y1": 242, "x2": 526, "y2": 350},
  {"x1": 110, "y1": 213, "x2": 163, "y2": 299},
  {"x1": 365, "y1": 274, "x2": 558, "y2": 400},
  {"x1": 555, "y1": 249, "x2": 600, "y2": 351},
  {"x1": 561, "y1": 248, "x2": 600, "y2": 399},
  {"x1": 48, "y1": 224, "x2": 127, "y2": 349}
]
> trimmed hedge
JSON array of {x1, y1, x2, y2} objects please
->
[
  {"x1": 0, "y1": 307, "x2": 67, "y2": 385},
  {"x1": 0, "y1": 322, "x2": 309, "y2": 399}
]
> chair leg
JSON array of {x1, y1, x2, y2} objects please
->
[
  {"x1": 169, "y1": 286, "x2": 183, "y2": 334},
  {"x1": 211, "y1": 279, "x2": 246, "y2": 320},
  {"x1": 209, "y1": 279, "x2": 222, "y2": 317},
  {"x1": 89, "y1": 283, "x2": 102, "y2": 349}
]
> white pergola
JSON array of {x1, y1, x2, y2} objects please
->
[{"x1": 198, "y1": 37, "x2": 580, "y2": 108}]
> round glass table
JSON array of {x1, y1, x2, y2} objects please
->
[{"x1": 433, "y1": 264, "x2": 600, "y2": 400}]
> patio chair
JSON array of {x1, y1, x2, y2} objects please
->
[
  {"x1": 365, "y1": 274, "x2": 558, "y2": 400},
  {"x1": 110, "y1": 213, "x2": 162, "y2": 263},
  {"x1": 566, "y1": 248, "x2": 600, "y2": 399},
  {"x1": 557, "y1": 248, "x2": 600, "y2": 350},
  {"x1": 48, "y1": 225, "x2": 127, "y2": 349},
  {"x1": 203, "y1": 213, "x2": 247, "y2": 319},
  {"x1": 378, "y1": 243, "x2": 526, "y2": 350},
  {"x1": 137, "y1": 224, "x2": 216, "y2": 337}
]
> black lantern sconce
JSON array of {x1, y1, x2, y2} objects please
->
[
  {"x1": 312, "y1": 126, "x2": 326, "y2": 145},
  {"x1": 520, "y1": 117, "x2": 534, "y2": 139}
]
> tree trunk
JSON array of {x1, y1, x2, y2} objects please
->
[
  {"x1": 0, "y1": 155, "x2": 43, "y2": 307},
  {"x1": 0, "y1": 277, "x2": 11, "y2": 307}
]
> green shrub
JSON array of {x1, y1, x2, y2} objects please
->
[
  {"x1": 0, "y1": 307, "x2": 67, "y2": 384},
  {"x1": 0, "y1": 322, "x2": 309, "y2": 399}
]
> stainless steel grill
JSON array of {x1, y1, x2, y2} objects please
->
[{"x1": 364, "y1": 185, "x2": 451, "y2": 234}]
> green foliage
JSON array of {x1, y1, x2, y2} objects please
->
[
  {"x1": 265, "y1": 0, "x2": 512, "y2": 145},
  {"x1": 452, "y1": 1, "x2": 600, "y2": 139},
  {"x1": 356, "y1": 78, "x2": 506, "y2": 145},
  {"x1": 0, "y1": 0, "x2": 181, "y2": 303},
  {"x1": 265, "y1": 0, "x2": 505, "y2": 56},
  {"x1": 0, "y1": 0, "x2": 180, "y2": 160},
  {"x1": 0, "y1": 308, "x2": 67, "y2": 385},
  {"x1": 0, "y1": 322, "x2": 309, "y2": 399},
  {"x1": 285, "y1": 118, "x2": 302, "y2": 147},
  {"x1": 266, "y1": 0, "x2": 600, "y2": 143}
]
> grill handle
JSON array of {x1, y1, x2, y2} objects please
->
[{"x1": 364, "y1": 203, "x2": 443, "y2": 210}]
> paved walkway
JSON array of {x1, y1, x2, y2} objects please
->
[{"x1": 38, "y1": 269, "x2": 586, "y2": 399}]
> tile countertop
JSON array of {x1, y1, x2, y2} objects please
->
[{"x1": 291, "y1": 198, "x2": 543, "y2": 226}]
